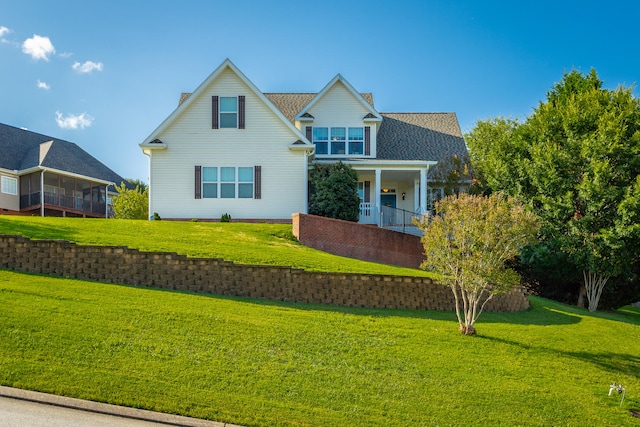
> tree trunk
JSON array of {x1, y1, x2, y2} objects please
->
[
  {"x1": 583, "y1": 270, "x2": 610, "y2": 312},
  {"x1": 576, "y1": 284, "x2": 586, "y2": 308},
  {"x1": 459, "y1": 323, "x2": 476, "y2": 335}
]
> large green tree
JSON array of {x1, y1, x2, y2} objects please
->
[
  {"x1": 466, "y1": 69, "x2": 640, "y2": 311},
  {"x1": 309, "y1": 161, "x2": 360, "y2": 222},
  {"x1": 416, "y1": 193, "x2": 539, "y2": 335}
]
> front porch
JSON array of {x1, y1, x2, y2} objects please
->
[{"x1": 350, "y1": 161, "x2": 438, "y2": 233}]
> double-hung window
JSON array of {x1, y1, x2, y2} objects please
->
[
  {"x1": 331, "y1": 128, "x2": 346, "y2": 154},
  {"x1": 312, "y1": 127, "x2": 328, "y2": 155},
  {"x1": 348, "y1": 128, "x2": 364, "y2": 155},
  {"x1": 219, "y1": 97, "x2": 238, "y2": 128},
  {"x1": 201, "y1": 167, "x2": 254, "y2": 199},
  {"x1": 237, "y1": 167, "x2": 254, "y2": 198},
  {"x1": 1, "y1": 176, "x2": 17, "y2": 195},
  {"x1": 202, "y1": 167, "x2": 218, "y2": 198},
  {"x1": 212, "y1": 95, "x2": 245, "y2": 129}
]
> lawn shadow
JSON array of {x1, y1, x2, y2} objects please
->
[
  {"x1": 183, "y1": 291, "x2": 585, "y2": 326},
  {"x1": 0, "y1": 220, "x2": 79, "y2": 242},
  {"x1": 478, "y1": 334, "x2": 640, "y2": 379}
]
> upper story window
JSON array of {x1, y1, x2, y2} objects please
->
[
  {"x1": 1, "y1": 176, "x2": 17, "y2": 195},
  {"x1": 349, "y1": 128, "x2": 364, "y2": 155},
  {"x1": 219, "y1": 97, "x2": 238, "y2": 128},
  {"x1": 313, "y1": 127, "x2": 365, "y2": 156},
  {"x1": 212, "y1": 95, "x2": 245, "y2": 129}
]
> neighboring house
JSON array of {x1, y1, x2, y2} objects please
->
[
  {"x1": 140, "y1": 59, "x2": 469, "y2": 226},
  {"x1": 0, "y1": 123, "x2": 128, "y2": 218}
]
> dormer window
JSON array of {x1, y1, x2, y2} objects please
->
[
  {"x1": 348, "y1": 128, "x2": 364, "y2": 155},
  {"x1": 312, "y1": 126, "x2": 368, "y2": 156},
  {"x1": 330, "y1": 128, "x2": 346, "y2": 154}
]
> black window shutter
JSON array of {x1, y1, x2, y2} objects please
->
[
  {"x1": 238, "y1": 95, "x2": 246, "y2": 129},
  {"x1": 305, "y1": 126, "x2": 312, "y2": 142},
  {"x1": 364, "y1": 126, "x2": 371, "y2": 156},
  {"x1": 195, "y1": 166, "x2": 202, "y2": 199},
  {"x1": 212, "y1": 96, "x2": 219, "y2": 129},
  {"x1": 364, "y1": 180, "x2": 370, "y2": 203},
  {"x1": 254, "y1": 166, "x2": 261, "y2": 199}
]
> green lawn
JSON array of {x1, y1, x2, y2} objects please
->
[
  {"x1": 0, "y1": 216, "x2": 431, "y2": 277},
  {"x1": 0, "y1": 270, "x2": 638, "y2": 426}
]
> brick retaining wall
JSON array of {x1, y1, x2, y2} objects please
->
[
  {"x1": 292, "y1": 213, "x2": 424, "y2": 269},
  {"x1": 0, "y1": 235, "x2": 530, "y2": 312}
]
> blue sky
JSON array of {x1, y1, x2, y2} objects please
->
[{"x1": 1, "y1": 0, "x2": 639, "y2": 181}]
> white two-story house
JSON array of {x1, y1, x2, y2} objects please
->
[{"x1": 140, "y1": 59, "x2": 468, "y2": 226}]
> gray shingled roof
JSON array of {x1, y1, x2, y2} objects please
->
[
  {"x1": 376, "y1": 113, "x2": 467, "y2": 163},
  {"x1": 0, "y1": 123, "x2": 128, "y2": 187},
  {"x1": 264, "y1": 93, "x2": 374, "y2": 123}
]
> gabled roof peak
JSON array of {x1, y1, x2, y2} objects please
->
[
  {"x1": 141, "y1": 58, "x2": 309, "y2": 146},
  {"x1": 294, "y1": 73, "x2": 382, "y2": 122}
]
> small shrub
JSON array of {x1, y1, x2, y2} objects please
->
[
  {"x1": 153, "y1": 212, "x2": 161, "y2": 221},
  {"x1": 221, "y1": 213, "x2": 231, "y2": 223}
]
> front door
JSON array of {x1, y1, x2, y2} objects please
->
[{"x1": 381, "y1": 194, "x2": 396, "y2": 209}]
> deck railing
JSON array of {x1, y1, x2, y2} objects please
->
[{"x1": 21, "y1": 191, "x2": 106, "y2": 216}]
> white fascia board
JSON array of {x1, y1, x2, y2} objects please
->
[
  {"x1": 295, "y1": 73, "x2": 382, "y2": 122},
  {"x1": 314, "y1": 159, "x2": 437, "y2": 169},
  {"x1": 0, "y1": 167, "x2": 20, "y2": 176},
  {"x1": 141, "y1": 58, "x2": 308, "y2": 145},
  {"x1": 289, "y1": 143, "x2": 315, "y2": 153}
]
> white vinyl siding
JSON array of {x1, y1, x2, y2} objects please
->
[{"x1": 148, "y1": 68, "x2": 307, "y2": 219}]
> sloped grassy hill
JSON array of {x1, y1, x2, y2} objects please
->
[
  {"x1": 0, "y1": 216, "x2": 431, "y2": 277},
  {"x1": 0, "y1": 216, "x2": 638, "y2": 426}
]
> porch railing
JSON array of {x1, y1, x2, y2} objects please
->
[
  {"x1": 380, "y1": 205, "x2": 422, "y2": 235},
  {"x1": 358, "y1": 202, "x2": 375, "y2": 224}
]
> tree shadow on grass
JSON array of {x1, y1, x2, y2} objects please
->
[
  {"x1": 478, "y1": 334, "x2": 640, "y2": 379},
  {"x1": 180, "y1": 290, "x2": 585, "y2": 326},
  {"x1": 0, "y1": 220, "x2": 79, "y2": 242}
]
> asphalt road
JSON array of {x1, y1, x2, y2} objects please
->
[
  {"x1": 0, "y1": 386, "x2": 239, "y2": 427},
  {"x1": 0, "y1": 395, "x2": 164, "y2": 426}
]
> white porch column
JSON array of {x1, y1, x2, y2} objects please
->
[
  {"x1": 419, "y1": 168, "x2": 427, "y2": 214},
  {"x1": 414, "y1": 178, "x2": 420, "y2": 212},
  {"x1": 374, "y1": 169, "x2": 381, "y2": 226}
]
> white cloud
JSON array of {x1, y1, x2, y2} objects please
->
[
  {"x1": 55, "y1": 111, "x2": 94, "y2": 129},
  {"x1": 0, "y1": 26, "x2": 11, "y2": 44},
  {"x1": 37, "y1": 80, "x2": 50, "y2": 90},
  {"x1": 59, "y1": 52, "x2": 73, "y2": 58},
  {"x1": 22, "y1": 34, "x2": 55, "y2": 61},
  {"x1": 72, "y1": 60, "x2": 103, "y2": 74}
]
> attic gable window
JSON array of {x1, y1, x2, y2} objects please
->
[{"x1": 219, "y1": 97, "x2": 238, "y2": 128}]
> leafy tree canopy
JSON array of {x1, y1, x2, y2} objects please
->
[
  {"x1": 466, "y1": 69, "x2": 640, "y2": 311},
  {"x1": 416, "y1": 193, "x2": 539, "y2": 335},
  {"x1": 309, "y1": 161, "x2": 360, "y2": 222}
]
